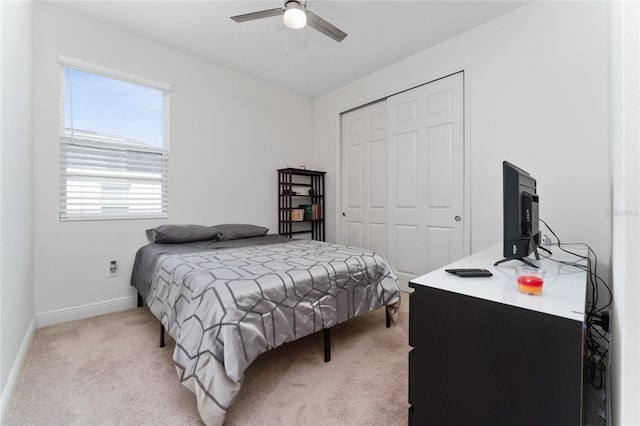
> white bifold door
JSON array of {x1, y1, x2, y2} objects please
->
[
  {"x1": 341, "y1": 72, "x2": 465, "y2": 291},
  {"x1": 341, "y1": 100, "x2": 389, "y2": 258}
]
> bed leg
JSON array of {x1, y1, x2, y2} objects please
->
[
  {"x1": 160, "y1": 325, "x2": 166, "y2": 348},
  {"x1": 386, "y1": 306, "x2": 391, "y2": 328},
  {"x1": 324, "y1": 328, "x2": 331, "y2": 362},
  {"x1": 137, "y1": 293, "x2": 143, "y2": 308}
]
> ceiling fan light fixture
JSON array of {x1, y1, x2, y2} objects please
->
[{"x1": 283, "y1": 1, "x2": 307, "y2": 29}]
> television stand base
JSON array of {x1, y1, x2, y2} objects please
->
[{"x1": 494, "y1": 257, "x2": 541, "y2": 268}]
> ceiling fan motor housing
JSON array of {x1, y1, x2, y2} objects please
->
[{"x1": 283, "y1": 1, "x2": 307, "y2": 29}]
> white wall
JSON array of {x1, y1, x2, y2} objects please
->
[
  {"x1": 32, "y1": 3, "x2": 313, "y2": 318},
  {"x1": 610, "y1": 1, "x2": 640, "y2": 424},
  {"x1": 0, "y1": 0, "x2": 35, "y2": 415},
  {"x1": 312, "y1": 1, "x2": 610, "y2": 274}
]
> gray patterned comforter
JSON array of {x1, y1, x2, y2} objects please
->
[{"x1": 144, "y1": 239, "x2": 401, "y2": 425}]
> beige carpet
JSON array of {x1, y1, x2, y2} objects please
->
[{"x1": 4, "y1": 293, "x2": 409, "y2": 426}]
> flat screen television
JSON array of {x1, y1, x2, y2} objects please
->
[{"x1": 494, "y1": 161, "x2": 543, "y2": 267}]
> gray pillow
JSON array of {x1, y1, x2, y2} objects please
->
[
  {"x1": 146, "y1": 224, "x2": 219, "y2": 244},
  {"x1": 212, "y1": 224, "x2": 269, "y2": 241}
]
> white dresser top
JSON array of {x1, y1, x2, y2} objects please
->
[{"x1": 409, "y1": 243, "x2": 588, "y2": 322}]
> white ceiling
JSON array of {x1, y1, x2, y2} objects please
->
[{"x1": 45, "y1": 0, "x2": 530, "y2": 98}]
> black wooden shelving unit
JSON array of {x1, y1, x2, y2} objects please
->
[{"x1": 278, "y1": 168, "x2": 325, "y2": 241}]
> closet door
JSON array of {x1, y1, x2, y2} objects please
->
[
  {"x1": 387, "y1": 73, "x2": 464, "y2": 290},
  {"x1": 340, "y1": 100, "x2": 388, "y2": 256}
]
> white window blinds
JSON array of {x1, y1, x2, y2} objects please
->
[{"x1": 59, "y1": 61, "x2": 170, "y2": 220}]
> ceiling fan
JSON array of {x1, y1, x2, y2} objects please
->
[{"x1": 230, "y1": 0, "x2": 348, "y2": 43}]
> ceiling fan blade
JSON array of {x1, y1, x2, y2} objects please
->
[
  {"x1": 306, "y1": 11, "x2": 347, "y2": 42},
  {"x1": 231, "y1": 8, "x2": 283, "y2": 23}
]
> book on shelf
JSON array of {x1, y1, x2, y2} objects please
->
[
  {"x1": 291, "y1": 208, "x2": 305, "y2": 221},
  {"x1": 298, "y1": 204, "x2": 321, "y2": 221}
]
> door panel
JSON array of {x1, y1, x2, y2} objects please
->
[
  {"x1": 369, "y1": 223, "x2": 387, "y2": 257},
  {"x1": 427, "y1": 89, "x2": 453, "y2": 115},
  {"x1": 395, "y1": 132, "x2": 418, "y2": 208},
  {"x1": 369, "y1": 140, "x2": 387, "y2": 208},
  {"x1": 370, "y1": 110, "x2": 386, "y2": 131},
  {"x1": 346, "y1": 222, "x2": 363, "y2": 249},
  {"x1": 427, "y1": 124, "x2": 453, "y2": 207},
  {"x1": 346, "y1": 145, "x2": 363, "y2": 208},
  {"x1": 426, "y1": 226, "x2": 453, "y2": 272},
  {"x1": 395, "y1": 101, "x2": 417, "y2": 123},
  {"x1": 395, "y1": 224, "x2": 418, "y2": 275}
]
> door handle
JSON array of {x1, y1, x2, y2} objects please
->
[
  {"x1": 342, "y1": 212, "x2": 346, "y2": 217},
  {"x1": 455, "y1": 216, "x2": 462, "y2": 222}
]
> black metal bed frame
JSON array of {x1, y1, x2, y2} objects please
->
[{"x1": 138, "y1": 292, "x2": 392, "y2": 363}]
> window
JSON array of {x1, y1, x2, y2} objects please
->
[{"x1": 59, "y1": 58, "x2": 170, "y2": 220}]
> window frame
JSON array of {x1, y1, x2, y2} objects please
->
[{"x1": 58, "y1": 56, "x2": 171, "y2": 221}]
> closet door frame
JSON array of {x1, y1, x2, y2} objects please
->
[{"x1": 339, "y1": 69, "x2": 471, "y2": 288}]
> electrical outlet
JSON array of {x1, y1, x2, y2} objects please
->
[
  {"x1": 108, "y1": 260, "x2": 118, "y2": 277},
  {"x1": 541, "y1": 234, "x2": 552, "y2": 245}
]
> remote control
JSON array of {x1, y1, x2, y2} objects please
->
[{"x1": 445, "y1": 268, "x2": 493, "y2": 277}]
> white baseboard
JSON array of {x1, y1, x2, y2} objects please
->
[
  {"x1": 36, "y1": 295, "x2": 138, "y2": 328},
  {"x1": 0, "y1": 317, "x2": 36, "y2": 423}
]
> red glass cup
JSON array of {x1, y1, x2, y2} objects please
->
[{"x1": 516, "y1": 266, "x2": 545, "y2": 295}]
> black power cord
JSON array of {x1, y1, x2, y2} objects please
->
[{"x1": 539, "y1": 218, "x2": 612, "y2": 389}]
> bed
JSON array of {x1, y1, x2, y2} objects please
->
[{"x1": 131, "y1": 224, "x2": 401, "y2": 426}]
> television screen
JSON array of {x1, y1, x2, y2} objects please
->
[{"x1": 495, "y1": 161, "x2": 541, "y2": 267}]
